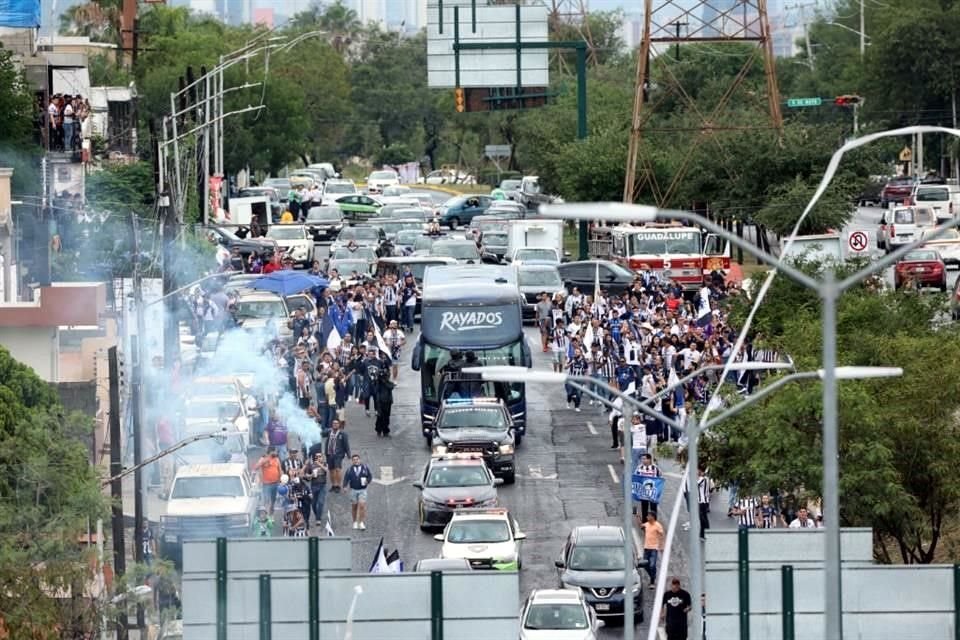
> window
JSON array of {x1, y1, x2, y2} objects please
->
[
  {"x1": 427, "y1": 465, "x2": 490, "y2": 487},
  {"x1": 267, "y1": 227, "x2": 305, "y2": 240},
  {"x1": 439, "y1": 407, "x2": 507, "y2": 430},
  {"x1": 893, "y1": 209, "x2": 915, "y2": 224},
  {"x1": 567, "y1": 545, "x2": 626, "y2": 571},
  {"x1": 915, "y1": 188, "x2": 950, "y2": 202},
  {"x1": 170, "y1": 476, "x2": 245, "y2": 499},
  {"x1": 431, "y1": 243, "x2": 480, "y2": 260},
  {"x1": 518, "y1": 269, "x2": 562, "y2": 288},
  {"x1": 524, "y1": 604, "x2": 589, "y2": 631},
  {"x1": 629, "y1": 231, "x2": 701, "y2": 255},
  {"x1": 447, "y1": 520, "x2": 511, "y2": 543},
  {"x1": 422, "y1": 342, "x2": 523, "y2": 403}
]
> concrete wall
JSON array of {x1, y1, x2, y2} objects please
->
[
  {"x1": 182, "y1": 538, "x2": 520, "y2": 640},
  {"x1": 0, "y1": 326, "x2": 58, "y2": 381}
]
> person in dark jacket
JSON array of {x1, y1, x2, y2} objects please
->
[
  {"x1": 375, "y1": 352, "x2": 395, "y2": 437},
  {"x1": 325, "y1": 419, "x2": 350, "y2": 493}
]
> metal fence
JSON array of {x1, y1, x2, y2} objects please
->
[{"x1": 181, "y1": 538, "x2": 520, "y2": 640}]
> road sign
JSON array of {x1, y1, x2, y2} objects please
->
[
  {"x1": 427, "y1": 0, "x2": 549, "y2": 88},
  {"x1": 787, "y1": 97, "x2": 822, "y2": 108},
  {"x1": 848, "y1": 230, "x2": 869, "y2": 253},
  {"x1": 899, "y1": 146, "x2": 913, "y2": 162},
  {"x1": 485, "y1": 144, "x2": 512, "y2": 159}
]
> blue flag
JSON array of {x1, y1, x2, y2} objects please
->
[{"x1": 631, "y1": 474, "x2": 665, "y2": 504}]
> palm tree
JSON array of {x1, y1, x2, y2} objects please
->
[
  {"x1": 59, "y1": 0, "x2": 122, "y2": 44},
  {"x1": 291, "y1": 1, "x2": 362, "y2": 55}
]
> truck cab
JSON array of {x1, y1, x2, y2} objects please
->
[{"x1": 160, "y1": 463, "x2": 259, "y2": 558}]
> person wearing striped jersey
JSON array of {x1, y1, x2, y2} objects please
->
[
  {"x1": 732, "y1": 495, "x2": 760, "y2": 529},
  {"x1": 565, "y1": 347, "x2": 588, "y2": 411},
  {"x1": 550, "y1": 319, "x2": 569, "y2": 372}
]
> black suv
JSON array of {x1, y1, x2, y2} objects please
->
[
  {"x1": 432, "y1": 399, "x2": 517, "y2": 484},
  {"x1": 555, "y1": 525, "x2": 645, "y2": 623}
]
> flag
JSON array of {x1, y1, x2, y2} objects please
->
[
  {"x1": 385, "y1": 548, "x2": 404, "y2": 573},
  {"x1": 631, "y1": 474, "x2": 666, "y2": 504},
  {"x1": 326, "y1": 324, "x2": 342, "y2": 351},
  {"x1": 325, "y1": 510, "x2": 335, "y2": 537},
  {"x1": 369, "y1": 537, "x2": 389, "y2": 573},
  {"x1": 583, "y1": 322, "x2": 594, "y2": 349},
  {"x1": 372, "y1": 320, "x2": 391, "y2": 358},
  {"x1": 594, "y1": 260, "x2": 601, "y2": 297}
]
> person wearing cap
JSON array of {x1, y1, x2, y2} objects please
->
[{"x1": 251, "y1": 506, "x2": 275, "y2": 537}]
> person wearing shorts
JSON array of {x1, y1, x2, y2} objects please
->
[
  {"x1": 550, "y1": 318, "x2": 569, "y2": 373},
  {"x1": 342, "y1": 454, "x2": 373, "y2": 530},
  {"x1": 535, "y1": 293, "x2": 553, "y2": 352}
]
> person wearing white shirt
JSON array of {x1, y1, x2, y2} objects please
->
[{"x1": 788, "y1": 507, "x2": 818, "y2": 529}]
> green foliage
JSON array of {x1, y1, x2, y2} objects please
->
[
  {"x1": 0, "y1": 346, "x2": 109, "y2": 635},
  {"x1": 0, "y1": 44, "x2": 40, "y2": 195},
  {"x1": 707, "y1": 264, "x2": 960, "y2": 563}
]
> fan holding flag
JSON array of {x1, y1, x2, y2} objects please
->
[{"x1": 369, "y1": 537, "x2": 404, "y2": 573}]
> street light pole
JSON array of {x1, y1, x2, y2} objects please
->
[{"x1": 538, "y1": 199, "x2": 945, "y2": 640}]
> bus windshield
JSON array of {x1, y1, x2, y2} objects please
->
[
  {"x1": 421, "y1": 341, "x2": 523, "y2": 403},
  {"x1": 629, "y1": 231, "x2": 700, "y2": 255}
]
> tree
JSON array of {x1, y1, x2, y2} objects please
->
[
  {"x1": 59, "y1": 0, "x2": 121, "y2": 44},
  {"x1": 0, "y1": 45, "x2": 40, "y2": 195},
  {"x1": 705, "y1": 264, "x2": 960, "y2": 564},
  {"x1": 0, "y1": 347, "x2": 109, "y2": 636}
]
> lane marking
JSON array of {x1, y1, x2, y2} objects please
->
[
  {"x1": 607, "y1": 464, "x2": 620, "y2": 484},
  {"x1": 372, "y1": 465, "x2": 406, "y2": 486},
  {"x1": 586, "y1": 421, "x2": 598, "y2": 435}
]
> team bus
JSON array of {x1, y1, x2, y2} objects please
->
[{"x1": 412, "y1": 265, "x2": 531, "y2": 446}]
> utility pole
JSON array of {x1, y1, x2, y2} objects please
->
[
  {"x1": 860, "y1": 0, "x2": 867, "y2": 62},
  {"x1": 107, "y1": 346, "x2": 128, "y2": 640},
  {"x1": 672, "y1": 21, "x2": 687, "y2": 61},
  {"x1": 130, "y1": 212, "x2": 146, "y2": 632}
]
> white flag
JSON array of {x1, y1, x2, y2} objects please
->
[
  {"x1": 369, "y1": 537, "x2": 390, "y2": 573},
  {"x1": 372, "y1": 321, "x2": 391, "y2": 358},
  {"x1": 325, "y1": 510, "x2": 335, "y2": 537},
  {"x1": 326, "y1": 324, "x2": 342, "y2": 351}
]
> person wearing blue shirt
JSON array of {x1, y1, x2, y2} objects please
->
[{"x1": 615, "y1": 359, "x2": 636, "y2": 392}]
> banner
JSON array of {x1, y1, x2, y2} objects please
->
[
  {"x1": 631, "y1": 474, "x2": 665, "y2": 504},
  {"x1": 0, "y1": 0, "x2": 40, "y2": 28}
]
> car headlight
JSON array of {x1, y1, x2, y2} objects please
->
[{"x1": 499, "y1": 444, "x2": 514, "y2": 455}]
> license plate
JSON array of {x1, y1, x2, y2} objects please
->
[
  {"x1": 595, "y1": 604, "x2": 610, "y2": 611},
  {"x1": 916, "y1": 267, "x2": 927, "y2": 272}
]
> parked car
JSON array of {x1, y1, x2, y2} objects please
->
[
  {"x1": 238, "y1": 187, "x2": 283, "y2": 222},
  {"x1": 909, "y1": 183, "x2": 956, "y2": 221},
  {"x1": 894, "y1": 249, "x2": 946, "y2": 291},
  {"x1": 366, "y1": 170, "x2": 400, "y2": 195},
  {"x1": 556, "y1": 260, "x2": 636, "y2": 296},
  {"x1": 206, "y1": 226, "x2": 277, "y2": 262},
  {"x1": 305, "y1": 205, "x2": 345, "y2": 242},
  {"x1": 950, "y1": 274, "x2": 960, "y2": 320},
  {"x1": 321, "y1": 179, "x2": 358, "y2": 205},
  {"x1": 437, "y1": 195, "x2": 493, "y2": 229}
]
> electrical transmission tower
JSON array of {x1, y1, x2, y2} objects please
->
[
  {"x1": 546, "y1": 0, "x2": 599, "y2": 69},
  {"x1": 623, "y1": 0, "x2": 784, "y2": 206}
]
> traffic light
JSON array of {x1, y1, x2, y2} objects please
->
[
  {"x1": 834, "y1": 95, "x2": 863, "y2": 107},
  {"x1": 454, "y1": 87, "x2": 466, "y2": 113}
]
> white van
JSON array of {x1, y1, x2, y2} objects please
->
[
  {"x1": 877, "y1": 206, "x2": 936, "y2": 252},
  {"x1": 910, "y1": 184, "x2": 957, "y2": 221}
]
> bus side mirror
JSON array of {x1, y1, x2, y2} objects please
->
[{"x1": 411, "y1": 341, "x2": 422, "y2": 371}]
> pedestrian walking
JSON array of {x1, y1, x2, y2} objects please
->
[
  {"x1": 343, "y1": 453, "x2": 373, "y2": 530},
  {"x1": 325, "y1": 420, "x2": 350, "y2": 493},
  {"x1": 635, "y1": 452, "x2": 662, "y2": 521},
  {"x1": 140, "y1": 521, "x2": 155, "y2": 566},
  {"x1": 697, "y1": 467, "x2": 711, "y2": 540},
  {"x1": 256, "y1": 446, "x2": 282, "y2": 512},
  {"x1": 375, "y1": 370, "x2": 395, "y2": 437},
  {"x1": 660, "y1": 578, "x2": 693, "y2": 640},
  {"x1": 641, "y1": 512, "x2": 665, "y2": 589},
  {"x1": 383, "y1": 320, "x2": 405, "y2": 380},
  {"x1": 304, "y1": 452, "x2": 328, "y2": 526}
]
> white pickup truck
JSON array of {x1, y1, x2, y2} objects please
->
[
  {"x1": 910, "y1": 183, "x2": 958, "y2": 222},
  {"x1": 160, "y1": 463, "x2": 260, "y2": 557}
]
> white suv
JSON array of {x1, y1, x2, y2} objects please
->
[{"x1": 433, "y1": 508, "x2": 526, "y2": 571}]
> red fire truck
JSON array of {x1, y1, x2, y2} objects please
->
[{"x1": 589, "y1": 223, "x2": 730, "y2": 292}]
